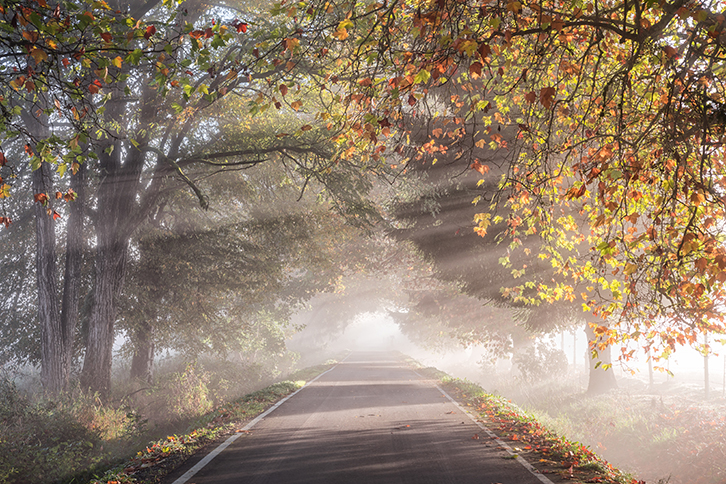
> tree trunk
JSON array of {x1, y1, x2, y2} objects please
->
[
  {"x1": 60, "y1": 162, "x2": 86, "y2": 382},
  {"x1": 33, "y1": 161, "x2": 65, "y2": 393},
  {"x1": 585, "y1": 320, "x2": 617, "y2": 394},
  {"x1": 80, "y1": 231, "x2": 127, "y2": 396},
  {"x1": 704, "y1": 333, "x2": 710, "y2": 399},
  {"x1": 130, "y1": 320, "x2": 155, "y2": 383}
]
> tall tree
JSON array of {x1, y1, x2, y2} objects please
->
[{"x1": 271, "y1": 0, "x2": 726, "y2": 361}]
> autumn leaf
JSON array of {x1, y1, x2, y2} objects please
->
[
  {"x1": 300, "y1": 124, "x2": 312, "y2": 131},
  {"x1": 472, "y1": 160, "x2": 490, "y2": 174},
  {"x1": 279, "y1": 84, "x2": 288, "y2": 96},
  {"x1": 539, "y1": 86, "x2": 556, "y2": 109},
  {"x1": 290, "y1": 100, "x2": 303, "y2": 111},
  {"x1": 478, "y1": 43, "x2": 491, "y2": 60},
  {"x1": 144, "y1": 25, "x2": 156, "y2": 40},
  {"x1": 29, "y1": 47, "x2": 48, "y2": 63},
  {"x1": 34, "y1": 192, "x2": 49, "y2": 205},
  {"x1": 524, "y1": 91, "x2": 536, "y2": 103},
  {"x1": 0, "y1": 153, "x2": 6, "y2": 167},
  {"x1": 470, "y1": 61, "x2": 483, "y2": 78},
  {"x1": 88, "y1": 79, "x2": 102, "y2": 94}
]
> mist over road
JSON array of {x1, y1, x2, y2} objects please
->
[{"x1": 166, "y1": 351, "x2": 550, "y2": 484}]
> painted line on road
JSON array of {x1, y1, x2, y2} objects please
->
[
  {"x1": 171, "y1": 354, "x2": 350, "y2": 484},
  {"x1": 413, "y1": 371, "x2": 555, "y2": 484}
]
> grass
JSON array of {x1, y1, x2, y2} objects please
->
[
  {"x1": 514, "y1": 382, "x2": 726, "y2": 484},
  {"x1": 0, "y1": 357, "x2": 339, "y2": 484},
  {"x1": 415, "y1": 367, "x2": 641, "y2": 484}
]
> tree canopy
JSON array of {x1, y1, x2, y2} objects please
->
[{"x1": 4, "y1": 0, "x2": 726, "y2": 393}]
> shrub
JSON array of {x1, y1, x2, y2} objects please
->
[{"x1": 163, "y1": 363, "x2": 213, "y2": 420}]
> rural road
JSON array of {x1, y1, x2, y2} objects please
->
[{"x1": 164, "y1": 351, "x2": 552, "y2": 484}]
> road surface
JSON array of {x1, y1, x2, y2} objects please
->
[{"x1": 164, "y1": 351, "x2": 551, "y2": 484}]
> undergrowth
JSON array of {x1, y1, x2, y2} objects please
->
[
  {"x1": 0, "y1": 357, "x2": 337, "y2": 484},
  {"x1": 420, "y1": 369, "x2": 642, "y2": 484},
  {"x1": 510, "y1": 380, "x2": 726, "y2": 484}
]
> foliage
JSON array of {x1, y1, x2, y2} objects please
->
[
  {"x1": 512, "y1": 340, "x2": 569, "y2": 383},
  {"x1": 0, "y1": 377, "x2": 138, "y2": 484},
  {"x1": 0, "y1": 358, "x2": 335, "y2": 484},
  {"x1": 88, "y1": 365, "x2": 336, "y2": 484},
  {"x1": 268, "y1": 0, "x2": 726, "y2": 358},
  {"x1": 437, "y1": 374, "x2": 640, "y2": 483},
  {"x1": 497, "y1": 374, "x2": 726, "y2": 484},
  {"x1": 161, "y1": 363, "x2": 213, "y2": 421}
]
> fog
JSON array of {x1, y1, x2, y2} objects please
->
[{"x1": 285, "y1": 304, "x2": 726, "y2": 484}]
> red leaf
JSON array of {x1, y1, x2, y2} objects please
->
[
  {"x1": 237, "y1": 22, "x2": 248, "y2": 33},
  {"x1": 0, "y1": 152, "x2": 6, "y2": 166},
  {"x1": 144, "y1": 25, "x2": 156, "y2": 40},
  {"x1": 408, "y1": 94, "x2": 417, "y2": 106},
  {"x1": 52, "y1": 210, "x2": 61, "y2": 220},
  {"x1": 189, "y1": 30, "x2": 204, "y2": 39},
  {"x1": 525, "y1": 91, "x2": 536, "y2": 103},
  {"x1": 34, "y1": 192, "x2": 48, "y2": 205},
  {"x1": 279, "y1": 84, "x2": 288, "y2": 96},
  {"x1": 100, "y1": 32, "x2": 112, "y2": 42}
]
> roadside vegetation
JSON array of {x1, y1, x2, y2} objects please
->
[
  {"x1": 415, "y1": 366, "x2": 642, "y2": 484},
  {"x1": 0, "y1": 358, "x2": 338, "y2": 484},
  {"x1": 490, "y1": 374, "x2": 726, "y2": 484}
]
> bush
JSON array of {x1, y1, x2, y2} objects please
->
[
  {"x1": 512, "y1": 341, "x2": 568, "y2": 383},
  {"x1": 163, "y1": 363, "x2": 213, "y2": 420}
]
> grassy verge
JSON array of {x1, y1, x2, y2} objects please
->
[
  {"x1": 415, "y1": 367, "x2": 642, "y2": 484},
  {"x1": 86, "y1": 361, "x2": 338, "y2": 484}
]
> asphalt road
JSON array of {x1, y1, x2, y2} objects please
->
[{"x1": 165, "y1": 351, "x2": 551, "y2": 484}]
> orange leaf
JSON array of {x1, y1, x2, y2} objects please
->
[
  {"x1": 469, "y1": 61, "x2": 483, "y2": 78},
  {"x1": 539, "y1": 86, "x2": 556, "y2": 109}
]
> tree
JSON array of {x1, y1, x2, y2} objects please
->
[
  {"x1": 118, "y1": 161, "x2": 369, "y2": 382},
  {"x1": 1, "y1": 0, "x2": 382, "y2": 395},
  {"x1": 273, "y1": 0, "x2": 726, "y2": 362}
]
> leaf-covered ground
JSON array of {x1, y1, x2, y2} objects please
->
[{"x1": 415, "y1": 366, "x2": 643, "y2": 484}]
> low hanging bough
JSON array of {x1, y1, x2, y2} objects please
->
[{"x1": 263, "y1": 0, "x2": 726, "y2": 361}]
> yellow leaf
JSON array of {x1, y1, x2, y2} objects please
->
[
  {"x1": 30, "y1": 47, "x2": 48, "y2": 63},
  {"x1": 333, "y1": 27, "x2": 348, "y2": 40},
  {"x1": 112, "y1": 56, "x2": 123, "y2": 68}
]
